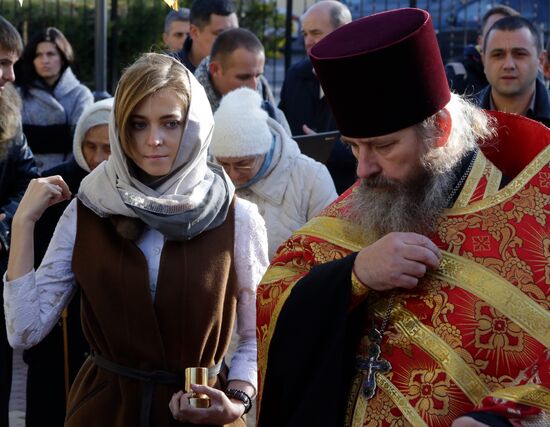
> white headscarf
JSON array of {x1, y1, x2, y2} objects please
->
[
  {"x1": 73, "y1": 98, "x2": 113, "y2": 172},
  {"x1": 78, "y1": 61, "x2": 234, "y2": 240}
]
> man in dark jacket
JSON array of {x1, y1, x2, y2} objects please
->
[
  {"x1": 0, "y1": 15, "x2": 39, "y2": 426},
  {"x1": 174, "y1": 0, "x2": 237, "y2": 73},
  {"x1": 476, "y1": 16, "x2": 550, "y2": 127},
  {"x1": 279, "y1": 1, "x2": 355, "y2": 194},
  {"x1": 163, "y1": 8, "x2": 190, "y2": 53},
  {"x1": 194, "y1": 28, "x2": 289, "y2": 133},
  {"x1": 445, "y1": 5, "x2": 519, "y2": 96}
]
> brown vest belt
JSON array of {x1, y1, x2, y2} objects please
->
[{"x1": 90, "y1": 352, "x2": 222, "y2": 427}]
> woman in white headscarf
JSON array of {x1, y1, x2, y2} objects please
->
[{"x1": 3, "y1": 53, "x2": 268, "y2": 427}]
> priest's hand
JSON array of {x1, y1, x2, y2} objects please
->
[
  {"x1": 169, "y1": 385, "x2": 244, "y2": 424},
  {"x1": 451, "y1": 417, "x2": 491, "y2": 427},
  {"x1": 353, "y1": 232, "x2": 441, "y2": 291}
]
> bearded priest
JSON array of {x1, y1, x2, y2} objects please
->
[{"x1": 257, "y1": 8, "x2": 550, "y2": 427}]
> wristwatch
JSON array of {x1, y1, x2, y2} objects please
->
[{"x1": 225, "y1": 388, "x2": 252, "y2": 414}]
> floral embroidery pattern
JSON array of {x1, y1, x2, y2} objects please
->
[
  {"x1": 364, "y1": 391, "x2": 396, "y2": 427},
  {"x1": 438, "y1": 184, "x2": 550, "y2": 257},
  {"x1": 320, "y1": 186, "x2": 357, "y2": 218},
  {"x1": 408, "y1": 368, "x2": 451, "y2": 417},
  {"x1": 479, "y1": 373, "x2": 515, "y2": 392},
  {"x1": 434, "y1": 323, "x2": 462, "y2": 349},
  {"x1": 472, "y1": 235, "x2": 491, "y2": 252},
  {"x1": 474, "y1": 302, "x2": 524, "y2": 352},
  {"x1": 257, "y1": 282, "x2": 285, "y2": 307},
  {"x1": 310, "y1": 241, "x2": 348, "y2": 264},
  {"x1": 510, "y1": 186, "x2": 549, "y2": 226}
]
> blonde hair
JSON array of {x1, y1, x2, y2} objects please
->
[
  {"x1": 114, "y1": 53, "x2": 191, "y2": 156},
  {"x1": 0, "y1": 84, "x2": 21, "y2": 159}
]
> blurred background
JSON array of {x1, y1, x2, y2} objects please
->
[{"x1": 0, "y1": 0, "x2": 548, "y2": 107}]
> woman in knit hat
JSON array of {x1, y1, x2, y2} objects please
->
[
  {"x1": 23, "y1": 98, "x2": 113, "y2": 427},
  {"x1": 211, "y1": 87, "x2": 337, "y2": 259},
  {"x1": 4, "y1": 53, "x2": 267, "y2": 426}
]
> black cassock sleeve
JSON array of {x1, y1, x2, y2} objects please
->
[{"x1": 259, "y1": 253, "x2": 368, "y2": 427}]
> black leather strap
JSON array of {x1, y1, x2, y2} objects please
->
[{"x1": 225, "y1": 388, "x2": 252, "y2": 414}]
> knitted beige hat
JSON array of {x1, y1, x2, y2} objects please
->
[{"x1": 210, "y1": 87, "x2": 272, "y2": 158}]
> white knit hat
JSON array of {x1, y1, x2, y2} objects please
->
[
  {"x1": 210, "y1": 87, "x2": 272, "y2": 158},
  {"x1": 73, "y1": 98, "x2": 114, "y2": 172}
]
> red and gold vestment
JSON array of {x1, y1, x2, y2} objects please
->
[{"x1": 257, "y1": 113, "x2": 550, "y2": 426}]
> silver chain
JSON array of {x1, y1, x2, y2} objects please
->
[{"x1": 376, "y1": 291, "x2": 396, "y2": 340}]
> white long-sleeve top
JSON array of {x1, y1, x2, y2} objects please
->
[{"x1": 3, "y1": 197, "x2": 268, "y2": 392}]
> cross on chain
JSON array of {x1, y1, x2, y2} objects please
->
[{"x1": 356, "y1": 329, "x2": 391, "y2": 399}]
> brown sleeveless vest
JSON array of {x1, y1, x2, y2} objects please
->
[{"x1": 66, "y1": 200, "x2": 241, "y2": 427}]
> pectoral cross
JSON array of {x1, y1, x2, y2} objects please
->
[{"x1": 356, "y1": 329, "x2": 391, "y2": 399}]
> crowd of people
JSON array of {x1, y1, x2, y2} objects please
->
[{"x1": 0, "y1": 0, "x2": 549, "y2": 426}]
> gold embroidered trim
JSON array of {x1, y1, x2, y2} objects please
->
[
  {"x1": 351, "y1": 270, "x2": 369, "y2": 299},
  {"x1": 257, "y1": 283, "x2": 296, "y2": 404},
  {"x1": 484, "y1": 161, "x2": 502, "y2": 198},
  {"x1": 374, "y1": 303, "x2": 490, "y2": 404},
  {"x1": 376, "y1": 373, "x2": 428, "y2": 427},
  {"x1": 351, "y1": 395, "x2": 368, "y2": 427},
  {"x1": 261, "y1": 265, "x2": 302, "y2": 284},
  {"x1": 447, "y1": 144, "x2": 550, "y2": 215},
  {"x1": 489, "y1": 384, "x2": 550, "y2": 411},
  {"x1": 293, "y1": 216, "x2": 368, "y2": 251},
  {"x1": 348, "y1": 374, "x2": 369, "y2": 427},
  {"x1": 432, "y1": 252, "x2": 550, "y2": 347},
  {"x1": 453, "y1": 151, "x2": 486, "y2": 208}
]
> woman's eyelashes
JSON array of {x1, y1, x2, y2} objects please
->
[{"x1": 129, "y1": 120, "x2": 182, "y2": 131}]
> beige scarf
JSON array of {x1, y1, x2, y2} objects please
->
[{"x1": 78, "y1": 67, "x2": 234, "y2": 240}]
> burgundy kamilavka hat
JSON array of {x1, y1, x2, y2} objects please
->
[{"x1": 310, "y1": 8, "x2": 450, "y2": 138}]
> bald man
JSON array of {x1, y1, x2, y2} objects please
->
[{"x1": 278, "y1": 0, "x2": 354, "y2": 194}]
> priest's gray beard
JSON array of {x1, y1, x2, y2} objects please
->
[{"x1": 349, "y1": 165, "x2": 454, "y2": 238}]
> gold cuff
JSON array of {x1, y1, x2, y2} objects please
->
[{"x1": 351, "y1": 267, "x2": 369, "y2": 301}]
